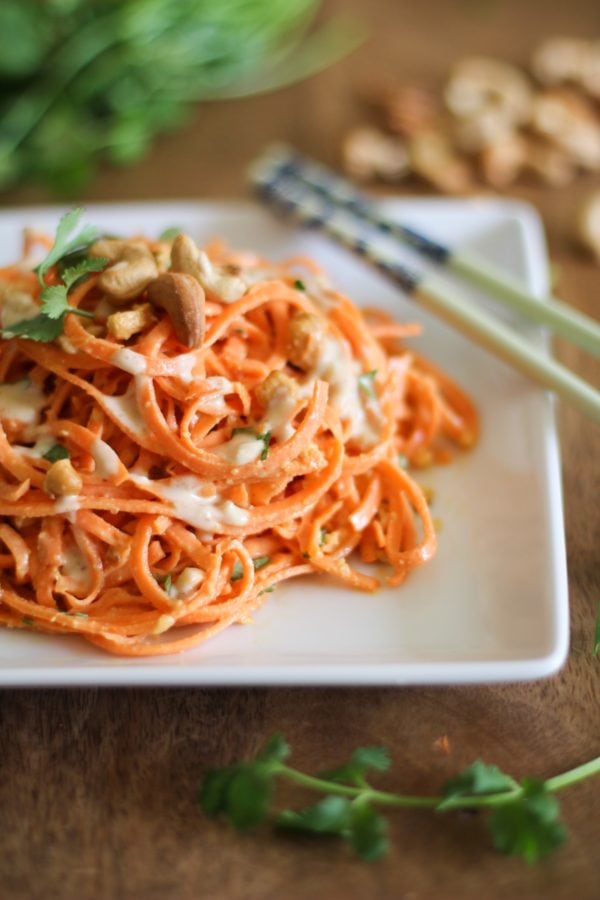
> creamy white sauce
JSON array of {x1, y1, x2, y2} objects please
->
[
  {"x1": 262, "y1": 389, "x2": 296, "y2": 442},
  {"x1": 13, "y1": 433, "x2": 54, "y2": 459},
  {"x1": 61, "y1": 544, "x2": 90, "y2": 589},
  {"x1": 91, "y1": 437, "x2": 120, "y2": 479},
  {"x1": 111, "y1": 348, "x2": 148, "y2": 375},
  {"x1": 170, "y1": 352, "x2": 197, "y2": 384},
  {"x1": 0, "y1": 380, "x2": 46, "y2": 426},
  {"x1": 312, "y1": 335, "x2": 380, "y2": 447},
  {"x1": 198, "y1": 252, "x2": 247, "y2": 302},
  {"x1": 101, "y1": 382, "x2": 149, "y2": 442},
  {"x1": 214, "y1": 432, "x2": 264, "y2": 465},
  {"x1": 130, "y1": 473, "x2": 249, "y2": 530},
  {"x1": 54, "y1": 495, "x2": 80, "y2": 515},
  {"x1": 57, "y1": 335, "x2": 78, "y2": 355},
  {"x1": 0, "y1": 289, "x2": 40, "y2": 332}
]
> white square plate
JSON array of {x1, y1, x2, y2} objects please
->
[{"x1": 0, "y1": 200, "x2": 568, "y2": 685}]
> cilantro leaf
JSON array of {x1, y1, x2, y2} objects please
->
[
  {"x1": 358, "y1": 370, "x2": 377, "y2": 398},
  {"x1": 40, "y1": 285, "x2": 69, "y2": 320},
  {"x1": 594, "y1": 600, "x2": 600, "y2": 657},
  {"x1": 159, "y1": 226, "x2": 182, "y2": 241},
  {"x1": 294, "y1": 279, "x2": 306, "y2": 291},
  {"x1": 349, "y1": 802, "x2": 389, "y2": 861},
  {"x1": 4, "y1": 314, "x2": 65, "y2": 342},
  {"x1": 488, "y1": 779, "x2": 566, "y2": 863},
  {"x1": 42, "y1": 443, "x2": 69, "y2": 463},
  {"x1": 61, "y1": 256, "x2": 108, "y2": 290},
  {"x1": 257, "y1": 733, "x2": 290, "y2": 764},
  {"x1": 319, "y1": 528, "x2": 328, "y2": 547},
  {"x1": 253, "y1": 556, "x2": 271, "y2": 572},
  {"x1": 226, "y1": 766, "x2": 272, "y2": 830},
  {"x1": 322, "y1": 746, "x2": 391, "y2": 786},
  {"x1": 438, "y1": 760, "x2": 516, "y2": 810},
  {"x1": 37, "y1": 208, "x2": 98, "y2": 284},
  {"x1": 200, "y1": 767, "x2": 237, "y2": 818},
  {"x1": 21, "y1": 616, "x2": 34, "y2": 626},
  {"x1": 277, "y1": 796, "x2": 351, "y2": 835}
]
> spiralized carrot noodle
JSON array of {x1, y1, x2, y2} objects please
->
[{"x1": 0, "y1": 225, "x2": 477, "y2": 656}]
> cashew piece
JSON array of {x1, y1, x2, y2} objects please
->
[
  {"x1": 146, "y1": 273, "x2": 205, "y2": 348},
  {"x1": 342, "y1": 127, "x2": 409, "y2": 182},
  {"x1": 171, "y1": 233, "x2": 247, "y2": 302},
  {"x1": 445, "y1": 57, "x2": 533, "y2": 126},
  {"x1": 89, "y1": 239, "x2": 158, "y2": 303},
  {"x1": 44, "y1": 459, "x2": 82, "y2": 498}
]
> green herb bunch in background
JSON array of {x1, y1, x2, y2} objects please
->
[{"x1": 0, "y1": 0, "x2": 360, "y2": 195}]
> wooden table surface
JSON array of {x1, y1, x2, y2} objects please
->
[{"x1": 2, "y1": 2, "x2": 599, "y2": 898}]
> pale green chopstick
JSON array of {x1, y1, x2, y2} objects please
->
[
  {"x1": 258, "y1": 144, "x2": 600, "y2": 359},
  {"x1": 250, "y1": 160, "x2": 600, "y2": 423}
]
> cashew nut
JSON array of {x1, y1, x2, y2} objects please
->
[
  {"x1": 286, "y1": 312, "x2": 326, "y2": 370},
  {"x1": 479, "y1": 133, "x2": 526, "y2": 187},
  {"x1": 171, "y1": 233, "x2": 246, "y2": 302},
  {"x1": 44, "y1": 459, "x2": 82, "y2": 498},
  {"x1": 106, "y1": 303, "x2": 157, "y2": 341},
  {"x1": 409, "y1": 130, "x2": 474, "y2": 194},
  {"x1": 379, "y1": 85, "x2": 439, "y2": 137},
  {"x1": 445, "y1": 57, "x2": 533, "y2": 127},
  {"x1": 89, "y1": 239, "x2": 158, "y2": 303},
  {"x1": 342, "y1": 127, "x2": 409, "y2": 182},
  {"x1": 530, "y1": 89, "x2": 600, "y2": 171},
  {"x1": 255, "y1": 370, "x2": 298, "y2": 407},
  {"x1": 531, "y1": 37, "x2": 600, "y2": 99},
  {"x1": 146, "y1": 272, "x2": 205, "y2": 348},
  {"x1": 578, "y1": 191, "x2": 600, "y2": 263}
]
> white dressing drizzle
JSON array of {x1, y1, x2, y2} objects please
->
[
  {"x1": 0, "y1": 380, "x2": 46, "y2": 426},
  {"x1": 130, "y1": 473, "x2": 249, "y2": 530}
]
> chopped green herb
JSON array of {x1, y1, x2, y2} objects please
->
[
  {"x1": 260, "y1": 586, "x2": 275, "y2": 594},
  {"x1": 42, "y1": 443, "x2": 70, "y2": 463},
  {"x1": 230, "y1": 561, "x2": 244, "y2": 582},
  {"x1": 397, "y1": 453, "x2": 409, "y2": 469},
  {"x1": 21, "y1": 616, "x2": 34, "y2": 626},
  {"x1": 358, "y1": 370, "x2": 377, "y2": 397},
  {"x1": 302, "y1": 552, "x2": 310, "y2": 559},
  {"x1": 260, "y1": 431, "x2": 272, "y2": 461},
  {"x1": 294, "y1": 279, "x2": 306, "y2": 291},
  {"x1": 319, "y1": 527, "x2": 328, "y2": 547},
  {"x1": 594, "y1": 601, "x2": 600, "y2": 657},
  {"x1": 159, "y1": 226, "x2": 182, "y2": 241},
  {"x1": 66, "y1": 611, "x2": 89, "y2": 619},
  {"x1": 253, "y1": 556, "x2": 271, "y2": 571},
  {"x1": 155, "y1": 572, "x2": 173, "y2": 593},
  {"x1": 200, "y1": 734, "x2": 600, "y2": 865}
]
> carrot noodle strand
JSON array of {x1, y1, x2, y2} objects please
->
[{"x1": 0, "y1": 228, "x2": 477, "y2": 656}]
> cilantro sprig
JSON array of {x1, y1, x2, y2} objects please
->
[
  {"x1": 358, "y1": 369, "x2": 377, "y2": 398},
  {"x1": 200, "y1": 735, "x2": 600, "y2": 864},
  {"x1": 4, "y1": 208, "x2": 106, "y2": 343}
]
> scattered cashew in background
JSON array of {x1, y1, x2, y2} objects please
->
[{"x1": 341, "y1": 36, "x2": 600, "y2": 261}]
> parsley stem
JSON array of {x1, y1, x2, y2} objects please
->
[
  {"x1": 71, "y1": 308, "x2": 95, "y2": 319},
  {"x1": 275, "y1": 759, "x2": 600, "y2": 811},
  {"x1": 544, "y1": 756, "x2": 600, "y2": 793},
  {"x1": 276, "y1": 765, "x2": 439, "y2": 808}
]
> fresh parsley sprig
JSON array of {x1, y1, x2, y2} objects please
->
[
  {"x1": 5, "y1": 208, "x2": 106, "y2": 343},
  {"x1": 200, "y1": 734, "x2": 600, "y2": 864}
]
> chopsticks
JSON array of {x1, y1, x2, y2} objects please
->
[
  {"x1": 253, "y1": 144, "x2": 600, "y2": 359},
  {"x1": 249, "y1": 146, "x2": 600, "y2": 423}
]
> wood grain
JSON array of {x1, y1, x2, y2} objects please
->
[{"x1": 1, "y1": 1, "x2": 599, "y2": 898}]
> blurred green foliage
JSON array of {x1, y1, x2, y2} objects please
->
[{"x1": 0, "y1": 0, "x2": 361, "y2": 194}]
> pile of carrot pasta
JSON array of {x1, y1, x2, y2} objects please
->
[{"x1": 0, "y1": 222, "x2": 477, "y2": 656}]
